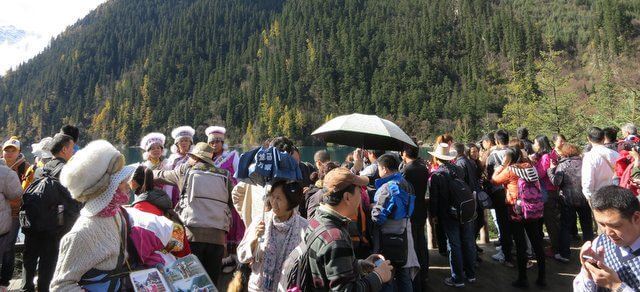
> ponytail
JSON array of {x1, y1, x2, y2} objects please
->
[{"x1": 132, "y1": 165, "x2": 155, "y2": 194}]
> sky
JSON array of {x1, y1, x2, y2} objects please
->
[{"x1": 0, "y1": 0, "x2": 107, "y2": 75}]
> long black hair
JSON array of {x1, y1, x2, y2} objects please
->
[
  {"x1": 534, "y1": 135, "x2": 553, "y2": 155},
  {"x1": 132, "y1": 165, "x2": 154, "y2": 195}
]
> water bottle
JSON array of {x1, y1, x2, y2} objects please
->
[{"x1": 57, "y1": 205, "x2": 64, "y2": 226}]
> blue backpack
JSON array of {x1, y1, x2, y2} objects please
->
[{"x1": 375, "y1": 181, "x2": 415, "y2": 225}]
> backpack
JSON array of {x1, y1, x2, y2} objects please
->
[
  {"x1": 444, "y1": 172, "x2": 477, "y2": 223},
  {"x1": 283, "y1": 223, "x2": 328, "y2": 292},
  {"x1": 514, "y1": 178, "x2": 544, "y2": 220},
  {"x1": 178, "y1": 165, "x2": 231, "y2": 231},
  {"x1": 20, "y1": 163, "x2": 68, "y2": 232}
]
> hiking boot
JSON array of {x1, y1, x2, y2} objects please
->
[
  {"x1": 492, "y1": 251, "x2": 505, "y2": 262},
  {"x1": 554, "y1": 254, "x2": 570, "y2": 263},
  {"x1": 444, "y1": 277, "x2": 465, "y2": 288}
]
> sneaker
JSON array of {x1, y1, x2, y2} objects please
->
[
  {"x1": 554, "y1": 254, "x2": 570, "y2": 263},
  {"x1": 503, "y1": 260, "x2": 515, "y2": 268},
  {"x1": 444, "y1": 277, "x2": 465, "y2": 288},
  {"x1": 526, "y1": 260, "x2": 535, "y2": 269},
  {"x1": 492, "y1": 251, "x2": 505, "y2": 262},
  {"x1": 467, "y1": 277, "x2": 477, "y2": 283}
]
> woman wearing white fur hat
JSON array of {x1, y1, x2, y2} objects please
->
[
  {"x1": 50, "y1": 140, "x2": 137, "y2": 291},
  {"x1": 205, "y1": 126, "x2": 240, "y2": 185},
  {"x1": 139, "y1": 132, "x2": 173, "y2": 203},
  {"x1": 166, "y1": 126, "x2": 195, "y2": 206},
  {"x1": 167, "y1": 126, "x2": 195, "y2": 170}
]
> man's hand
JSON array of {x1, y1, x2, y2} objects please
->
[
  {"x1": 584, "y1": 259, "x2": 622, "y2": 290},
  {"x1": 373, "y1": 260, "x2": 393, "y2": 283},
  {"x1": 360, "y1": 254, "x2": 383, "y2": 274}
]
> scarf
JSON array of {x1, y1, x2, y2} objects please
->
[
  {"x1": 97, "y1": 189, "x2": 130, "y2": 217},
  {"x1": 259, "y1": 212, "x2": 304, "y2": 291}
]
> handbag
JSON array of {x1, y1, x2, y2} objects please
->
[
  {"x1": 476, "y1": 190, "x2": 493, "y2": 209},
  {"x1": 379, "y1": 220, "x2": 408, "y2": 268}
]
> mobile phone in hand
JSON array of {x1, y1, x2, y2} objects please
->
[
  {"x1": 582, "y1": 255, "x2": 600, "y2": 268},
  {"x1": 374, "y1": 259, "x2": 384, "y2": 267}
]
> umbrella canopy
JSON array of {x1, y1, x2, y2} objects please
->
[{"x1": 311, "y1": 113, "x2": 417, "y2": 151}]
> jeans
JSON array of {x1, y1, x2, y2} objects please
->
[
  {"x1": 0, "y1": 218, "x2": 20, "y2": 286},
  {"x1": 410, "y1": 218, "x2": 428, "y2": 291},
  {"x1": 441, "y1": 216, "x2": 477, "y2": 283},
  {"x1": 190, "y1": 242, "x2": 225, "y2": 285},
  {"x1": 21, "y1": 231, "x2": 60, "y2": 292},
  {"x1": 511, "y1": 219, "x2": 545, "y2": 282},
  {"x1": 559, "y1": 202, "x2": 594, "y2": 258},
  {"x1": 543, "y1": 190, "x2": 561, "y2": 253},
  {"x1": 380, "y1": 267, "x2": 413, "y2": 292}
]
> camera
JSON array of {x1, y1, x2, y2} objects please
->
[{"x1": 621, "y1": 141, "x2": 640, "y2": 152}]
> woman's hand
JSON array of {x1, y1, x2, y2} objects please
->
[{"x1": 254, "y1": 220, "x2": 265, "y2": 239}]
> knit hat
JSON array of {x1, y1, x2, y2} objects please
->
[
  {"x1": 2, "y1": 136, "x2": 21, "y2": 151},
  {"x1": 31, "y1": 137, "x2": 53, "y2": 159},
  {"x1": 171, "y1": 126, "x2": 195, "y2": 145},
  {"x1": 60, "y1": 140, "x2": 135, "y2": 216},
  {"x1": 205, "y1": 126, "x2": 226, "y2": 143}
]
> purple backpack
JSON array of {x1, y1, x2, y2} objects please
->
[{"x1": 515, "y1": 178, "x2": 544, "y2": 220}]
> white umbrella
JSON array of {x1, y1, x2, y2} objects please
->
[{"x1": 311, "y1": 113, "x2": 417, "y2": 150}]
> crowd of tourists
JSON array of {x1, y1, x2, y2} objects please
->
[{"x1": 0, "y1": 122, "x2": 638, "y2": 292}]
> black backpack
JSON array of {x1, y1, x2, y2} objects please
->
[
  {"x1": 284, "y1": 221, "x2": 328, "y2": 291},
  {"x1": 20, "y1": 164, "x2": 69, "y2": 232},
  {"x1": 443, "y1": 171, "x2": 477, "y2": 223}
]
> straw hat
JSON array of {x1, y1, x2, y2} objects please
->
[{"x1": 428, "y1": 143, "x2": 456, "y2": 161}]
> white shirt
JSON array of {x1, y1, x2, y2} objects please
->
[{"x1": 581, "y1": 145, "x2": 619, "y2": 199}]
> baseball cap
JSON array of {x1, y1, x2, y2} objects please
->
[
  {"x1": 3, "y1": 136, "x2": 21, "y2": 151},
  {"x1": 323, "y1": 167, "x2": 368, "y2": 194}
]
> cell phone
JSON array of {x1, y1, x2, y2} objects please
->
[
  {"x1": 374, "y1": 259, "x2": 384, "y2": 267},
  {"x1": 582, "y1": 255, "x2": 600, "y2": 268}
]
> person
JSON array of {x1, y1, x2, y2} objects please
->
[
  {"x1": 547, "y1": 143, "x2": 594, "y2": 263},
  {"x1": 459, "y1": 143, "x2": 487, "y2": 256},
  {"x1": 485, "y1": 130, "x2": 514, "y2": 266},
  {"x1": 292, "y1": 146, "x2": 317, "y2": 193},
  {"x1": 573, "y1": 185, "x2": 640, "y2": 291},
  {"x1": 0, "y1": 136, "x2": 30, "y2": 288},
  {"x1": 304, "y1": 161, "x2": 341, "y2": 219},
  {"x1": 400, "y1": 144, "x2": 430, "y2": 290},
  {"x1": 371, "y1": 154, "x2": 418, "y2": 291},
  {"x1": 153, "y1": 142, "x2": 233, "y2": 283},
  {"x1": 0, "y1": 157, "x2": 22, "y2": 292},
  {"x1": 306, "y1": 167, "x2": 393, "y2": 291},
  {"x1": 22, "y1": 133, "x2": 80, "y2": 292},
  {"x1": 531, "y1": 135, "x2": 561, "y2": 258},
  {"x1": 479, "y1": 133, "x2": 496, "y2": 169},
  {"x1": 582, "y1": 127, "x2": 620, "y2": 200},
  {"x1": 603, "y1": 127, "x2": 620, "y2": 151},
  {"x1": 166, "y1": 126, "x2": 195, "y2": 205},
  {"x1": 139, "y1": 132, "x2": 172, "y2": 202},
  {"x1": 353, "y1": 149, "x2": 385, "y2": 193},
  {"x1": 60, "y1": 125, "x2": 80, "y2": 153},
  {"x1": 550, "y1": 133, "x2": 566, "y2": 163},
  {"x1": 22, "y1": 137, "x2": 54, "y2": 189},
  {"x1": 429, "y1": 143, "x2": 477, "y2": 287},
  {"x1": 205, "y1": 126, "x2": 244, "y2": 273},
  {"x1": 237, "y1": 181, "x2": 308, "y2": 292},
  {"x1": 314, "y1": 150, "x2": 331, "y2": 171},
  {"x1": 51, "y1": 140, "x2": 137, "y2": 290},
  {"x1": 491, "y1": 147, "x2": 546, "y2": 288},
  {"x1": 620, "y1": 123, "x2": 638, "y2": 141},
  {"x1": 517, "y1": 127, "x2": 534, "y2": 155},
  {"x1": 129, "y1": 165, "x2": 191, "y2": 259}
]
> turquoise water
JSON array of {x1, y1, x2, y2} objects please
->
[{"x1": 123, "y1": 146, "x2": 432, "y2": 165}]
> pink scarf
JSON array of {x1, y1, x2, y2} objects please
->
[{"x1": 97, "y1": 189, "x2": 130, "y2": 217}]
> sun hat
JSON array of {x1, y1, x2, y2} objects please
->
[
  {"x1": 323, "y1": 167, "x2": 369, "y2": 194},
  {"x1": 31, "y1": 137, "x2": 53, "y2": 159},
  {"x1": 428, "y1": 143, "x2": 456, "y2": 161},
  {"x1": 205, "y1": 126, "x2": 226, "y2": 143},
  {"x1": 2, "y1": 136, "x2": 21, "y2": 151},
  {"x1": 188, "y1": 142, "x2": 216, "y2": 166},
  {"x1": 60, "y1": 140, "x2": 135, "y2": 216}
]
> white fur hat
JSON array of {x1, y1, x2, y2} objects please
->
[
  {"x1": 32, "y1": 137, "x2": 53, "y2": 159},
  {"x1": 205, "y1": 126, "x2": 226, "y2": 137},
  {"x1": 171, "y1": 126, "x2": 195, "y2": 145},
  {"x1": 60, "y1": 140, "x2": 132, "y2": 216},
  {"x1": 140, "y1": 132, "x2": 166, "y2": 151}
]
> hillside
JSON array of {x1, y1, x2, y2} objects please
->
[{"x1": 0, "y1": 0, "x2": 639, "y2": 146}]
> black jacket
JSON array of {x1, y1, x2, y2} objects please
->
[
  {"x1": 428, "y1": 162, "x2": 463, "y2": 219},
  {"x1": 401, "y1": 159, "x2": 429, "y2": 223},
  {"x1": 455, "y1": 156, "x2": 481, "y2": 192}
]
